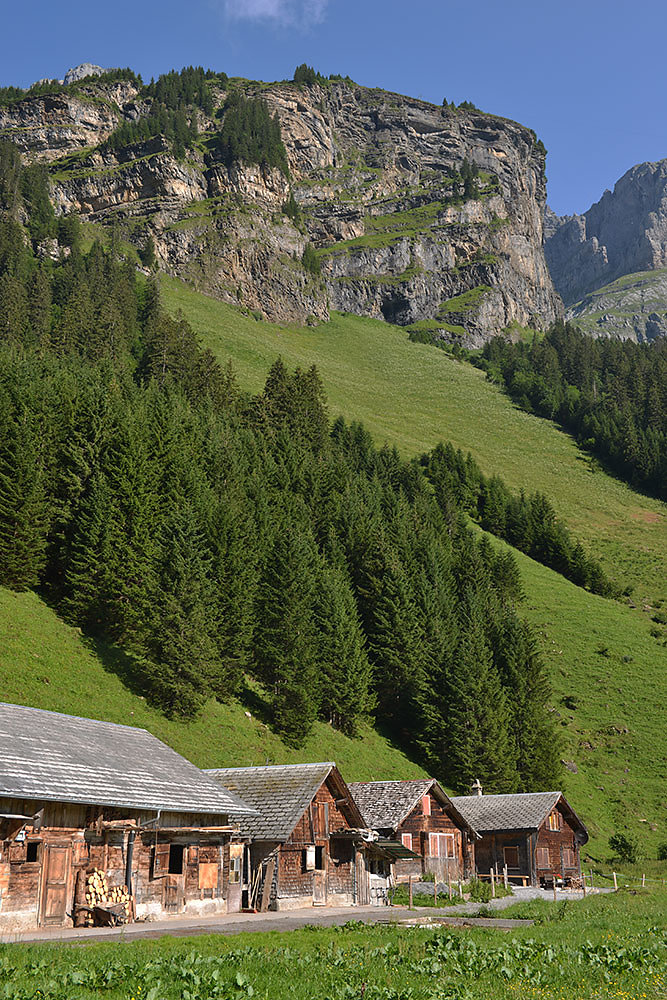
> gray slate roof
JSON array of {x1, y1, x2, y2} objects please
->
[
  {"x1": 450, "y1": 792, "x2": 563, "y2": 832},
  {"x1": 206, "y1": 762, "x2": 353, "y2": 840},
  {"x1": 349, "y1": 779, "x2": 440, "y2": 830},
  {"x1": 0, "y1": 702, "x2": 256, "y2": 818}
]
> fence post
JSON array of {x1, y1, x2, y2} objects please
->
[
  {"x1": 458, "y1": 878, "x2": 463, "y2": 899},
  {"x1": 503, "y1": 865, "x2": 508, "y2": 889},
  {"x1": 642, "y1": 873, "x2": 646, "y2": 887},
  {"x1": 490, "y1": 868, "x2": 495, "y2": 899},
  {"x1": 553, "y1": 879, "x2": 557, "y2": 902},
  {"x1": 447, "y1": 867, "x2": 452, "y2": 900},
  {"x1": 582, "y1": 872, "x2": 586, "y2": 897},
  {"x1": 408, "y1": 875, "x2": 413, "y2": 909},
  {"x1": 613, "y1": 871, "x2": 618, "y2": 890},
  {"x1": 433, "y1": 879, "x2": 437, "y2": 907}
]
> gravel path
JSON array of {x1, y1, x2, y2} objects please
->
[{"x1": 0, "y1": 886, "x2": 606, "y2": 945}]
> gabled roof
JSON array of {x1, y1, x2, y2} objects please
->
[
  {"x1": 206, "y1": 762, "x2": 366, "y2": 840},
  {"x1": 348, "y1": 779, "x2": 479, "y2": 838},
  {"x1": 450, "y1": 791, "x2": 588, "y2": 842},
  {"x1": 0, "y1": 702, "x2": 256, "y2": 818}
]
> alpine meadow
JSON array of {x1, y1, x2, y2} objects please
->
[{"x1": 0, "y1": 45, "x2": 665, "y2": 988}]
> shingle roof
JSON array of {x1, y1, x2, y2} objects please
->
[
  {"x1": 0, "y1": 702, "x2": 256, "y2": 818},
  {"x1": 450, "y1": 792, "x2": 564, "y2": 832},
  {"x1": 206, "y1": 762, "x2": 362, "y2": 840},
  {"x1": 348, "y1": 779, "x2": 435, "y2": 830}
]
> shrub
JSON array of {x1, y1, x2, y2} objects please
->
[
  {"x1": 609, "y1": 832, "x2": 638, "y2": 863},
  {"x1": 301, "y1": 242, "x2": 321, "y2": 275},
  {"x1": 467, "y1": 877, "x2": 491, "y2": 902},
  {"x1": 657, "y1": 842, "x2": 667, "y2": 861}
]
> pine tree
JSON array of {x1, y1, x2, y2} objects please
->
[
  {"x1": 314, "y1": 556, "x2": 374, "y2": 735},
  {"x1": 0, "y1": 403, "x2": 50, "y2": 590},
  {"x1": 253, "y1": 508, "x2": 321, "y2": 746},
  {"x1": 446, "y1": 605, "x2": 519, "y2": 793}
]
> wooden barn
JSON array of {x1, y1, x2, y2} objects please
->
[
  {"x1": 348, "y1": 779, "x2": 479, "y2": 882},
  {"x1": 0, "y1": 702, "x2": 257, "y2": 931},
  {"x1": 450, "y1": 786, "x2": 588, "y2": 887},
  {"x1": 207, "y1": 762, "x2": 391, "y2": 909}
]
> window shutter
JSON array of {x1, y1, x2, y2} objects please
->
[
  {"x1": 305, "y1": 845, "x2": 316, "y2": 871},
  {"x1": 422, "y1": 795, "x2": 431, "y2": 817},
  {"x1": 153, "y1": 843, "x2": 170, "y2": 878},
  {"x1": 401, "y1": 833, "x2": 412, "y2": 851},
  {"x1": 536, "y1": 847, "x2": 550, "y2": 868}
]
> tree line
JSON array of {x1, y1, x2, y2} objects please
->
[
  {"x1": 478, "y1": 322, "x2": 667, "y2": 500},
  {"x1": 0, "y1": 142, "x2": 563, "y2": 792}
]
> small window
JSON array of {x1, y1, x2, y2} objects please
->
[
  {"x1": 547, "y1": 810, "x2": 561, "y2": 832},
  {"x1": 401, "y1": 833, "x2": 413, "y2": 851},
  {"x1": 26, "y1": 842, "x2": 40, "y2": 863},
  {"x1": 503, "y1": 846, "x2": 519, "y2": 868},
  {"x1": 229, "y1": 855, "x2": 241, "y2": 884},
  {"x1": 314, "y1": 846, "x2": 325, "y2": 871},
  {"x1": 303, "y1": 845, "x2": 316, "y2": 871},
  {"x1": 168, "y1": 844, "x2": 184, "y2": 875},
  {"x1": 536, "y1": 847, "x2": 550, "y2": 868},
  {"x1": 421, "y1": 795, "x2": 431, "y2": 817},
  {"x1": 429, "y1": 833, "x2": 455, "y2": 858}
]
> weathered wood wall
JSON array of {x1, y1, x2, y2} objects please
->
[
  {"x1": 393, "y1": 790, "x2": 467, "y2": 881},
  {"x1": 0, "y1": 796, "x2": 239, "y2": 929}
]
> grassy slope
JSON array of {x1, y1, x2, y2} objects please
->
[
  {"x1": 161, "y1": 276, "x2": 667, "y2": 854},
  {"x1": 163, "y1": 277, "x2": 666, "y2": 607},
  {"x1": 0, "y1": 588, "x2": 424, "y2": 782}
]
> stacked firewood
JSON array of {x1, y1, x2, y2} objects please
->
[{"x1": 81, "y1": 869, "x2": 132, "y2": 926}]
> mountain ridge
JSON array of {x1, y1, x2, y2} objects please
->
[{"x1": 0, "y1": 67, "x2": 562, "y2": 343}]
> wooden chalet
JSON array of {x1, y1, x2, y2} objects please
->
[
  {"x1": 0, "y1": 703, "x2": 257, "y2": 931},
  {"x1": 207, "y1": 762, "x2": 392, "y2": 909},
  {"x1": 348, "y1": 779, "x2": 479, "y2": 882},
  {"x1": 450, "y1": 786, "x2": 589, "y2": 887}
]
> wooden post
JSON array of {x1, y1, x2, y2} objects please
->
[
  {"x1": 503, "y1": 865, "x2": 508, "y2": 889},
  {"x1": 553, "y1": 879, "x2": 557, "y2": 902},
  {"x1": 642, "y1": 873, "x2": 646, "y2": 887},
  {"x1": 490, "y1": 868, "x2": 495, "y2": 898},
  {"x1": 447, "y1": 867, "x2": 452, "y2": 900},
  {"x1": 433, "y1": 879, "x2": 437, "y2": 907},
  {"x1": 408, "y1": 875, "x2": 413, "y2": 909},
  {"x1": 458, "y1": 878, "x2": 463, "y2": 899},
  {"x1": 582, "y1": 873, "x2": 586, "y2": 897},
  {"x1": 589, "y1": 868, "x2": 593, "y2": 891},
  {"x1": 613, "y1": 871, "x2": 618, "y2": 890}
]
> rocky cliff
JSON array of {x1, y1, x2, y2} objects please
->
[
  {"x1": 545, "y1": 160, "x2": 667, "y2": 300},
  {"x1": 545, "y1": 160, "x2": 667, "y2": 340},
  {"x1": 1, "y1": 74, "x2": 562, "y2": 339}
]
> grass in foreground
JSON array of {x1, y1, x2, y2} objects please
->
[{"x1": 0, "y1": 888, "x2": 665, "y2": 999}]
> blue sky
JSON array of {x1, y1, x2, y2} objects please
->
[{"x1": 3, "y1": 0, "x2": 665, "y2": 215}]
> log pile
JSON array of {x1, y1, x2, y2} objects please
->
[{"x1": 81, "y1": 869, "x2": 132, "y2": 926}]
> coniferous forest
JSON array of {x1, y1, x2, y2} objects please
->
[
  {"x1": 0, "y1": 137, "x2": 569, "y2": 793},
  {"x1": 479, "y1": 324, "x2": 667, "y2": 499}
]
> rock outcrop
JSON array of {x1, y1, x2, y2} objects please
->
[
  {"x1": 2, "y1": 76, "x2": 562, "y2": 336},
  {"x1": 545, "y1": 160, "x2": 667, "y2": 306}
]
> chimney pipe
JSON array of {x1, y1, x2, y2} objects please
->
[{"x1": 471, "y1": 778, "x2": 483, "y2": 797}]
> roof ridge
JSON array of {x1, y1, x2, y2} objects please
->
[{"x1": 206, "y1": 762, "x2": 335, "y2": 774}]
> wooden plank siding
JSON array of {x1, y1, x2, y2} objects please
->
[
  {"x1": 274, "y1": 778, "x2": 357, "y2": 909},
  {"x1": 393, "y1": 790, "x2": 467, "y2": 882},
  {"x1": 0, "y1": 796, "x2": 242, "y2": 930},
  {"x1": 473, "y1": 805, "x2": 583, "y2": 885}
]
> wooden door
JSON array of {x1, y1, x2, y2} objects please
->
[
  {"x1": 39, "y1": 844, "x2": 71, "y2": 926},
  {"x1": 163, "y1": 874, "x2": 185, "y2": 913},
  {"x1": 355, "y1": 850, "x2": 370, "y2": 906},
  {"x1": 227, "y1": 843, "x2": 243, "y2": 913},
  {"x1": 313, "y1": 869, "x2": 327, "y2": 905}
]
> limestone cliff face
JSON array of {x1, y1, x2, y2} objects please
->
[
  {"x1": 3, "y1": 78, "x2": 562, "y2": 336},
  {"x1": 545, "y1": 160, "x2": 667, "y2": 306},
  {"x1": 545, "y1": 160, "x2": 667, "y2": 340},
  {"x1": 0, "y1": 82, "x2": 140, "y2": 161}
]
